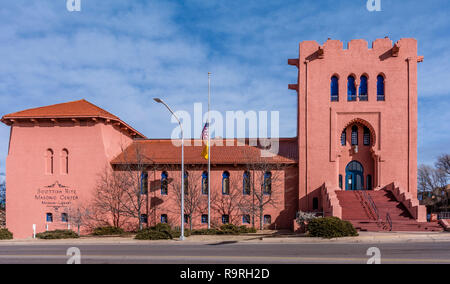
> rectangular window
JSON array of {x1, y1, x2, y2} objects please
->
[
  {"x1": 61, "y1": 213, "x2": 68, "y2": 223},
  {"x1": 222, "y1": 215, "x2": 230, "y2": 224},
  {"x1": 341, "y1": 131, "x2": 346, "y2": 146},
  {"x1": 46, "y1": 213, "x2": 53, "y2": 223},
  {"x1": 264, "y1": 215, "x2": 272, "y2": 225},
  {"x1": 201, "y1": 214, "x2": 208, "y2": 224},
  {"x1": 140, "y1": 214, "x2": 148, "y2": 224},
  {"x1": 242, "y1": 215, "x2": 251, "y2": 224},
  {"x1": 161, "y1": 214, "x2": 168, "y2": 224},
  {"x1": 184, "y1": 214, "x2": 189, "y2": 224}
]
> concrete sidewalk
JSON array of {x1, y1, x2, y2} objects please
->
[{"x1": 1, "y1": 231, "x2": 450, "y2": 245}]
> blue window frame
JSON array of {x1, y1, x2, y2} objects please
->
[
  {"x1": 341, "y1": 130, "x2": 346, "y2": 146},
  {"x1": 377, "y1": 75, "x2": 385, "y2": 101},
  {"x1": 331, "y1": 76, "x2": 339, "y2": 102},
  {"x1": 161, "y1": 214, "x2": 168, "y2": 224},
  {"x1": 161, "y1": 171, "x2": 168, "y2": 195},
  {"x1": 222, "y1": 215, "x2": 230, "y2": 224},
  {"x1": 363, "y1": 127, "x2": 371, "y2": 146},
  {"x1": 201, "y1": 214, "x2": 208, "y2": 224},
  {"x1": 243, "y1": 171, "x2": 251, "y2": 195},
  {"x1": 242, "y1": 215, "x2": 251, "y2": 224},
  {"x1": 61, "y1": 213, "x2": 68, "y2": 223},
  {"x1": 140, "y1": 214, "x2": 148, "y2": 224},
  {"x1": 347, "y1": 76, "x2": 357, "y2": 101},
  {"x1": 202, "y1": 171, "x2": 208, "y2": 195},
  {"x1": 222, "y1": 171, "x2": 230, "y2": 195},
  {"x1": 351, "y1": 125, "x2": 358, "y2": 146},
  {"x1": 359, "y1": 75, "x2": 368, "y2": 101},
  {"x1": 46, "y1": 213, "x2": 53, "y2": 222},
  {"x1": 263, "y1": 172, "x2": 272, "y2": 195},
  {"x1": 264, "y1": 215, "x2": 272, "y2": 225},
  {"x1": 140, "y1": 172, "x2": 148, "y2": 195}
]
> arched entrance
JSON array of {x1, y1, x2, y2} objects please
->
[{"x1": 345, "y1": 161, "x2": 364, "y2": 191}]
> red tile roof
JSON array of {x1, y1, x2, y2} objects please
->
[
  {"x1": 111, "y1": 138, "x2": 298, "y2": 165},
  {"x1": 1, "y1": 99, "x2": 146, "y2": 138}
]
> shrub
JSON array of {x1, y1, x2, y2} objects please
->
[
  {"x1": 191, "y1": 229, "x2": 219, "y2": 235},
  {"x1": 36, "y1": 230, "x2": 79, "y2": 240},
  {"x1": 135, "y1": 229, "x2": 171, "y2": 240},
  {"x1": 92, "y1": 226, "x2": 125, "y2": 236},
  {"x1": 307, "y1": 217, "x2": 358, "y2": 239},
  {"x1": 0, "y1": 228, "x2": 13, "y2": 240}
]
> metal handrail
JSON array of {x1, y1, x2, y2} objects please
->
[
  {"x1": 362, "y1": 190, "x2": 380, "y2": 221},
  {"x1": 386, "y1": 213, "x2": 393, "y2": 231}
]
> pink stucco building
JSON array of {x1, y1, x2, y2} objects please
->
[{"x1": 1, "y1": 38, "x2": 444, "y2": 238}]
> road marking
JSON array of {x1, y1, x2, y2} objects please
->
[{"x1": 0, "y1": 254, "x2": 449, "y2": 263}]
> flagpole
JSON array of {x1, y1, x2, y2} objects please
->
[{"x1": 208, "y1": 72, "x2": 211, "y2": 229}]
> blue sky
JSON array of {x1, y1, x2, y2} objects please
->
[{"x1": 0, "y1": 0, "x2": 449, "y2": 173}]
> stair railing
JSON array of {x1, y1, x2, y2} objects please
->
[
  {"x1": 362, "y1": 190, "x2": 380, "y2": 221},
  {"x1": 386, "y1": 213, "x2": 393, "y2": 231}
]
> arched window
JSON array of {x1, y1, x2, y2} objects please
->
[
  {"x1": 45, "y1": 149, "x2": 54, "y2": 175},
  {"x1": 161, "y1": 171, "x2": 168, "y2": 195},
  {"x1": 243, "y1": 171, "x2": 251, "y2": 195},
  {"x1": 331, "y1": 76, "x2": 339, "y2": 102},
  {"x1": 201, "y1": 171, "x2": 208, "y2": 195},
  {"x1": 367, "y1": 175, "x2": 373, "y2": 190},
  {"x1": 184, "y1": 171, "x2": 189, "y2": 196},
  {"x1": 347, "y1": 76, "x2": 357, "y2": 101},
  {"x1": 341, "y1": 130, "x2": 346, "y2": 146},
  {"x1": 141, "y1": 172, "x2": 148, "y2": 195},
  {"x1": 46, "y1": 213, "x2": 53, "y2": 223},
  {"x1": 359, "y1": 75, "x2": 368, "y2": 101},
  {"x1": 363, "y1": 127, "x2": 371, "y2": 146},
  {"x1": 61, "y1": 213, "x2": 68, "y2": 223},
  {"x1": 263, "y1": 171, "x2": 272, "y2": 195},
  {"x1": 222, "y1": 171, "x2": 230, "y2": 195},
  {"x1": 377, "y1": 75, "x2": 385, "y2": 101},
  {"x1": 61, "y1": 149, "x2": 69, "y2": 174},
  {"x1": 351, "y1": 125, "x2": 358, "y2": 146}
]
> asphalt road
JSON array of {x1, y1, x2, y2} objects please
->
[{"x1": 1, "y1": 241, "x2": 450, "y2": 264}]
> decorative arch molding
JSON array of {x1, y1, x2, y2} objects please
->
[{"x1": 340, "y1": 118, "x2": 377, "y2": 148}]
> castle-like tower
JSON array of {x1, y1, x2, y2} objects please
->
[{"x1": 289, "y1": 38, "x2": 425, "y2": 221}]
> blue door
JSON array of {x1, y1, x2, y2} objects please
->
[{"x1": 345, "y1": 161, "x2": 364, "y2": 190}]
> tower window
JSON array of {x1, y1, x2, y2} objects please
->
[
  {"x1": 363, "y1": 127, "x2": 371, "y2": 146},
  {"x1": 377, "y1": 75, "x2": 385, "y2": 101},
  {"x1": 347, "y1": 76, "x2": 357, "y2": 101},
  {"x1": 359, "y1": 75, "x2": 368, "y2": 101},
  {"x1": 341, "y1": 130, "x2": 346, "y2": 146},
  {"x1": 45, "y1": 149, "x2": 54, "y2": 175},
  {"x1": 331, "y1": 76, "x2": 339, "y2": 102},
  {"x1": 61, "y1": 149, "x2": 69, "y2": 174},
  {"x1": 351, "y1": 125, "x2": 358, "y2": 146}
]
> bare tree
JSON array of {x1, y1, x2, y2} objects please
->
[
  {"x1": 66, "y1": 203, "x2": 91, "y2": 235},
  {"x1": 418, "y1": 164, "x2": 449, "y2": 212},
  {"x1": 170, "y1": 170, "x2": 206, "y2": 231},
  {"x1": 242, "y1": 148, "x2": 283, "y2": 230},
  {"x1": 91, "y1": 167, "x2": 130, "y2": 228},
  {"x1": 211, "y1": 173, "x2": 248, "y2": 226},
  {"x1": 436, "y1": 154, "x2": 450, "y2": 179}
]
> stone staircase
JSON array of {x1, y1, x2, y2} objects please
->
[{"x1": 336, "y1": 189, "x2": 443, "y2": 232}]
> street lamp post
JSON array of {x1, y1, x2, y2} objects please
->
[{"x1": 153, "y1": 98, "x2": 185, "y2": 241}]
